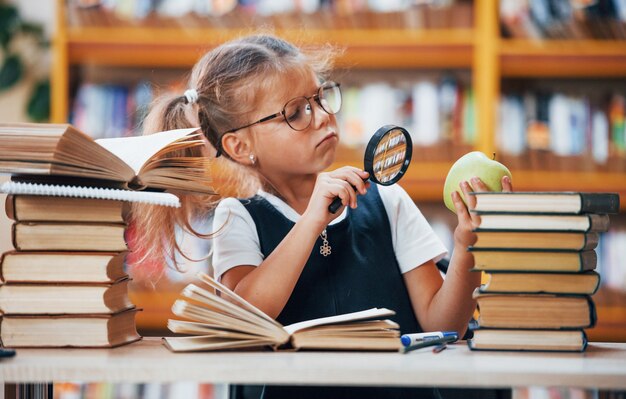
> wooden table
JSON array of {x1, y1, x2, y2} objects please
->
[{"x1": 1, "y1": 338, "x2": 626, "y2": 390}]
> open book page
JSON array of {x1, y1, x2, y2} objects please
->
[
  {"x1": 177, "y1": 282, "x2": 288, "y2": 343},
  {"x1": 197, "y1": 273, "x2": 283, "y2": 328},
  {"x1": 95, "y1": 128, "x2": 200, "y2": 174},
  {"x1": 283, "y1": 308, "x2": 396, "y2": 335},
  {"x1": 168, "y1": 319, "x2": 274, "y2": 340}
]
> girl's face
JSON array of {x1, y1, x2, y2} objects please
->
[{"x1": 247, "y1": 70, "x2": 340, "y2": 178}]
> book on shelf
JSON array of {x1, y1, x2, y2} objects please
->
[
  {"x1": 0, "y1": 308, "x2": 141, "y2": 348},
  {"x1": 0, "y1": 251, "x2": 127, "y2": 284},
  {"x1": 11, "y1": 222, "x2": 127, "y2": 252},
  {"x1": 0, "y1": 279, "x2": 134, "y2": 315},
  {"x1": 470, "y1": 249, "x2": 597, "y2": 273},
  {"x1": 469, "y1": 192, "x2": 620, "y2": 214},
  {"x1": 471, "y1": 231, "x2": 599, "y2": 251},
  {"x1": 480, "y1": 271, "x2": 601, "y2": 296},
  {"x1": 163, "y1": 273, "x2": 402, "y2": 352},
  {"x1": 473, "y1": 290, "x2": 596, "y2": 330},
  {"x1": 472, "y1": 213, "x2": 610, "y2": 232},
  {"x1": 468, "y1": 328, "x2": 588, "y2": 352},
  {"x1": 5, "y1": 195, "x2": 130, "y2": 223},
  {"x1": 0, "y1": 123, "x2": 214, "y2": 194}
]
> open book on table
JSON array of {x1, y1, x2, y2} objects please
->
[
  {"x1": 0, "y1": 123, "x2": 214, "y2": 194},
  {"x1": 163, "y1": 273, "x2": 401, "y2": 352}
]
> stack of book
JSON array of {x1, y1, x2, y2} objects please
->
[
  {"x1": 0, "y1": 188, "x2": 142, "y2": 348},
  {"x1": 0, "y1": 123, "x2": 215, "y2": 348},
  {"x1": 466, "y1": 191, "x2": 620, "y2": 352}
]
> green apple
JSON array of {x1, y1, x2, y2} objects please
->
[{"x1": 443, "y1": 151, "x2": 512, "y2": 213}]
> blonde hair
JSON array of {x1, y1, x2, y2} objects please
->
[{"x1": 130, "y1": 34, "x2": 338, "y2": 274}]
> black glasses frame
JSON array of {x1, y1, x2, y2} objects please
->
[{"x1": 215, "y1": 81, "x2": 341, "y2": 157}]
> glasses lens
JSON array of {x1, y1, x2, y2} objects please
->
[
  {"x1": 319, "y1": 82, "x2": 342, "y2": 114},
  {"x1": 283, "y1": 97, "x2": 313, "y2": 131}
]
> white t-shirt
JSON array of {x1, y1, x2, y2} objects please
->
[{"x1": 212, "y1": 184, "x2": 448, "y2": 281}]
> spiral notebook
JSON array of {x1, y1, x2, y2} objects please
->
[{"x1": 0, "y1": 180, "x2": 180, "y2": 207}]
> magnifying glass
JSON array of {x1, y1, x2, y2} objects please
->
[{"x1": 328, "y1": 124, "x2": 413, "y2": 213}]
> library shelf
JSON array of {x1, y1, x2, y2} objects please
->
[
  {"x1": 500, "y1": 39, "x2": 626, "y2": 77},
  {"x1": 51, "y1": 0, "x2": 626, "y2": 339},
  {"x1": 64, "y1": 27, "x2": 475, "y2": 69}
]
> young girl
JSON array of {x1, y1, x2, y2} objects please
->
[{"x1": 133, "y1": 34, "x2": 513, "y2": 399}]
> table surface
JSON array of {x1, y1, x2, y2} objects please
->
[{"x1": 1, "y1": 338, "x2": 626, "y2": 389}]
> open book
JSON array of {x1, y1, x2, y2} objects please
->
[
  {"x1": 0, "y1": 123, "x2": 214, "y2": 194},
  {"x1": 163, "y1": 273, "x2": 401, "y2": 352}
]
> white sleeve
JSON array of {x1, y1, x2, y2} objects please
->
[
  {"x1": 378, "y1": 184, "x2": 448, "y2": 274},
  {"x1": 212, "y1": 198, "x2": 263, "y2": 281}
]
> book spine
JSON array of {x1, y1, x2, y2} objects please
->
[
  {"x1": 4, "y1": 195, "x2": 16, "y2": 221},
  {"x1": 108, "y1": 251, "x2": 129, "y2": 281},
  {"x1": 11, "y1": 223, "x2": 19, "y2": 251},
  {"x1": 590, "y1": 272, "x2": 601, "y2": 295},
  {"x1": 589, "y1": 214, "x2": 611, "y2": 232},
  {"x1": 579, "y1": 193, "x2": 620, "y2": 214},
  {"x1": 0, "y1": 251, "x2": 5, "y2": 283},
  {"x1": 583, "y1": 233, "x2": 599, "y2": 251},
  {"x1": 587, "y1": 296, "x2": 597, "y2": 329},
  {"x1": 580, "y1": 250, "x2": 598, "y2": 271}
]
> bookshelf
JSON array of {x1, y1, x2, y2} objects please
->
[{"x1": 51, "y1": 0, "x2": 626, "y2": 338}]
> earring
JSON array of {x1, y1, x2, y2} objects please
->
[{"x1": 249, "y1": 154, "x2": 256, "y2": 165}]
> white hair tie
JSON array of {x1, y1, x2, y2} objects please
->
[{"x1": 184, "y1": 89, "x2": 199, "y2": 104}]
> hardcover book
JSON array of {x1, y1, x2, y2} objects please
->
[
  {"x1": 468, "y1": 328, "x2": 588, "y2": 352},
  {"x1": 11, "y1": 222, "x2": 127, "y2": 252},
  {"x1": 163, "y1": 273, "x2": 402, "y2": 352},
  {"x1": 470, "y1": 249, "x2": 597, "y2": 272},
  {"x1": 0, "y1": 123, "x2": 214, "y2": 194},
  {"x1": 470, "y1": 231, "x2": 598, "y2": 251},
  {"x1": 469, "y1": 191, "x2": 620, "y2": 214},
  {"x1": 473, "y1": 290, "x2": 596, "y2": 330},
  {"x1": 479, "y1": 271, "x2": 601, "y2": 295},
  {"x1": 473, "y1": 213, "x2": 610, "y2": 232},
  {"x1": 0, "y1": 308, "x2": 141, "y2": 348},
  {"x1": 6, "y1": 195, "x2": 130, "y2": 223},
  {"x1": 0, "y1": 279, "x2": 134, "y2": 314},
  {"x1": 0, "y1": 251, "x2": 127, "y2": 283}
]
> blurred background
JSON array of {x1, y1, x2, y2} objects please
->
[{"x1": 0, "y1": 0, "x2": 625, "y2": 398}]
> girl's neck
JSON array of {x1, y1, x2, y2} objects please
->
[{"x1": 262, "y1": 174, "x2": 317, "y2": 215}]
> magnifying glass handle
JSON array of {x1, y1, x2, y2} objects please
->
[
  {"x1": 328, "y1": 196, "x2": 343, "y2": 214},
  {"x1": 327, "y1": 178, "x2": 368, "y2": 214}
]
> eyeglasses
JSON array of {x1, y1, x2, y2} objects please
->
[{"x1": 216, "y1": 81, "x2": 342, "y2": 157}]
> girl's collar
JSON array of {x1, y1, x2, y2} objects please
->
[{"x1": 257, "y1": 188, "x2": 348, "y2": 225}]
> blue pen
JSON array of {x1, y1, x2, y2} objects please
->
[{"x1": 400, "y1": 331, "x2": 458, "y2": 347}]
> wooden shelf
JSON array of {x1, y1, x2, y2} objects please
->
[
  {"x1": 66, "y1": 27, "x2": 474, "y2": 69},
  {"x1": 500, "y1": 39, "x2": 626, "y2": 77},
  {"x1": 331, "y1": 150, "x2": 626, "y2": 208}
]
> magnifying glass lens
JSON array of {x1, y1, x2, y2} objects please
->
[{"x1": 372, "y1": 129, "x2": 408, "y2": 184}]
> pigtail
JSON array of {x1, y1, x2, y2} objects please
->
[{"x1": 128, "y1": 93, "x2": 220, "y2": 277}]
